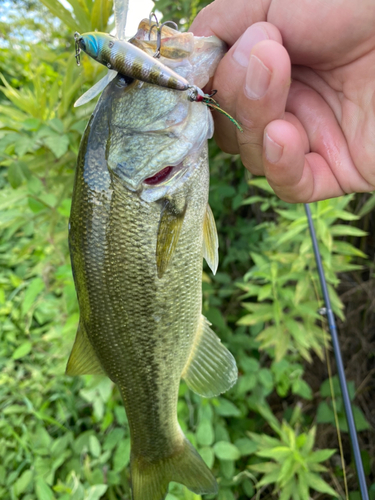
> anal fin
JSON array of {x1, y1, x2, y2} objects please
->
[
  {"x1": 181, "y1": 315, "x2": 237, "y2": 397},
  {"x1": 66, "y1": 322, "x2": 106, "y2": 376},
  {"x1": 203, "y1": 204, "x2": 219, "y2": 275}
]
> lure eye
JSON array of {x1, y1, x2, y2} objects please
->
[{"x1": 78, "y1": 37, "x2": 86, "y2": 51}]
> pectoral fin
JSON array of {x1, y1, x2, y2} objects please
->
[
  {"x1": 182, "y1": 315, "x2": 237, "y2": 397},
  {"x1": 66, "y1": 322, "x2": 106, "y2": 376},
  {"x1": 156, "y1": 199, "x2": 186, "y2": 279},
  {"x1": 203, "y1": 204, "x2": 219, "y2": 275}
]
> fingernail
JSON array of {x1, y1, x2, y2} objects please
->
[
  {"x1": 246, "y1": 55, "x2": 271, "y2": 99},
  {"x1": 232, "y1": 25, "x2": 269, "y2": 67},
  {"x1": 264, "y1": 132, "x2": 283, "y2": 163}
]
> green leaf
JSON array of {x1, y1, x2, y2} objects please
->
[
  {"x1": 113, "y1": 438, "x2": 130, "y2": 472},
  {"x1": 38, "y1": 0, "x2": 79, "y2": 31},
  {"x1": 213, "y1": 441, "x2": 241, "y2": 461},
  {"x1": 297, "y1": 470, "x2": 310, "y2": 500},
  {"x1": 249, "y1": 461, "x2": 279, "y2": 474},
  {"x1": 13, "y1": 470, "x2": 33, "y2": 496},
  {"x1": 278, "y1": 477, "x2": 295, "y2": 500},
  {"x1": 218, "y1": 488, "x2": 235, "y2": 500},
  {"x1": 258, "y1": 368, "x2": 274, "y2": 390},
  {"x1": 292, "y1": 379, "x2": 312, "y2": 400},
  {"x1": 214, "y1": 398, "x2": 241, "y2": 417},
  {"x1": 306, "y1": 449, "x2": 336, "y2": 463},
  {"x1": 12, "y1": 341, "x2": 32, "y2": 360},
  {"x1": 35, "y1": 477, "x2": 55, "y2": 500},
  {"x1": 196, "y1": 420, "x2": 214, "y2": 446},
  {"x1": 256, "y1": 446, "x2": 291, "y2": 461},
  {"x1": 304, "y1": 472, "x2": 339, "y2": 496},
  {"x1": 199, "y1": 447, "x2": 214, "y2": 468},
  {"x1": 256, "y1": 467, "x2": 280, "y2": 487},
  {"x1": 330, "y1": 224, "x2": 367, "y2": 237},
  {"x1": 89, "y1": 435, "x2": 101, "y2": 458},
  {"x1": 48, "y1": 118, "x2": 64, "y2": 134},
  {"x1": 22, "y1": 118, "x2": 41, "y2": 131},
  {"x1": 358, "y1": 193, "x2": 375, "y2": 217},
  {"x1": 220, "y1": 459, "x2": 235, "y2": 479},
  {"x1": 234, "y1": 438, "x2": 257, "y2": 456},
  {"x1": 43, "y1": 134, "x2": 70, "y2": 159},
  {"x1": 103, "y1": 428, "x2": 125, "y2": 451},
  {"x1": 236, "y1": 373, "x2": 257, "y2": 395},
  {"x1": 15, "y1": 136, "x2": 34, "y2": 156},
  {"x1": 91, "y1": 0, "x2": 112, "y2": 31},
  {"x1": 353, "y1": 406, "x2": 371, "y2": 431},
  {"x1": 22, "y1": 277, "x2": 45, "y2": 315},
  {"x1": 248, "y1": 177, "x2": 275, "y2": 194},
  {"x1": 85, "y1": 484, "x2": 108, "y2": 500},
  {"x1": 8, "y1": 162, "x2": 24, "y2": 188}
]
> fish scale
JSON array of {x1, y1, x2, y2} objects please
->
[{"x1": 67, "y1": 22, "x2": 237, "y2": 500}]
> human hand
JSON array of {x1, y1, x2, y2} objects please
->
[{"x1": 190, "y1": 0, "x2": 375, "y2": 202}]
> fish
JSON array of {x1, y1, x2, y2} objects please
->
[{"x1": 66, "y1": 18, "x2": 238, "y2": 500}]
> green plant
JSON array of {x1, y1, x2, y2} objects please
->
[
  {"x1": 317, "y1": 376, "x2": 370, "y2": 432},
  {"x1": 249, "y1": 406, "x2": 337, "y2": 500}
]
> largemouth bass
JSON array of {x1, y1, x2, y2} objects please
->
[{"x1": 67, "y1": 20, "x2": 238, "y2": 500}]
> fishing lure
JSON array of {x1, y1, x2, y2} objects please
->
[{"x1": 74, "y1": 31, "x2": 192, "y2": 91}]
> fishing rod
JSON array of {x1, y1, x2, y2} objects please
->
[{"x1": 304, "y1": 203, "x2": 369, "y2": 500}]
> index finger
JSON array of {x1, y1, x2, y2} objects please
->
[{"x1": 190, "y1": 0, "x2": 269, "y2": 46}]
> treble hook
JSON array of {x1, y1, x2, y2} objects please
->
[
  {"x1": 149, "y1": 12, "x2": 159, "y2": 26},
  {"x1": 74, "y1": 32, "x2": 81, "y2": 66},
  {"x1": 148, "y1": 16, "x2": 178, "y2": 58}
]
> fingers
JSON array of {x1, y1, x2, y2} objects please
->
[
  {"x1": 208, "y1": 23, "x2": 290, "y2": 175},
  {"x1": 190, "y1": 0, "x2": 267, "y2": 45},
  {"x1": 263, "y1": 119, "x2": 345, "y2": 202},
  {"x1": 262, "y1": 79, "x2": 373, "y2": 202}
]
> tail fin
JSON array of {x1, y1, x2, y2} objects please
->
[{"x1": 131, "y1": 438, "x2": 218, "y2": 500}]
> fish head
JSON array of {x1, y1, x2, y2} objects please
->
[{"x1": 92, "y1": 22, "x2": 226, "y2": 202}]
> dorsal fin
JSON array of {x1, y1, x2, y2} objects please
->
[{"x1": 181, "y1": 315, "x2": 237, "y2": 397}]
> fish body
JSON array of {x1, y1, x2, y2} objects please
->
[{"x1": 67, "y1": 21, "x2": 237, "y2": 500}]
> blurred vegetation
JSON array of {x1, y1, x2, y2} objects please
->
[{"x1": 0, "y1": 0, "x2": 374, "y2": 499}]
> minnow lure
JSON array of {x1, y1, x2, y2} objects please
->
[{"x1": 74, "y1": 31, "x2": 193, "y2": 91}]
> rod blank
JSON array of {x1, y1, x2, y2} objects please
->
[{"x1": 304, "y1": 203, "x2": 368, "y2": 500}]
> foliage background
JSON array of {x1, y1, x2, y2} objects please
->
[{"x1": 0, "y1": 0, "x2": 375, "y2": 499}]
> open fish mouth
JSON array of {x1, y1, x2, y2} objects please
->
[
  {"x1": 144, "y1": 165, "x2": 174, "y2": 185},
  {"x1": 140, "y1": 155, "x2": 201, "y2": 203},
  {"x1": 143, "y1": 163, "x2": 184, "y2": 186}
]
